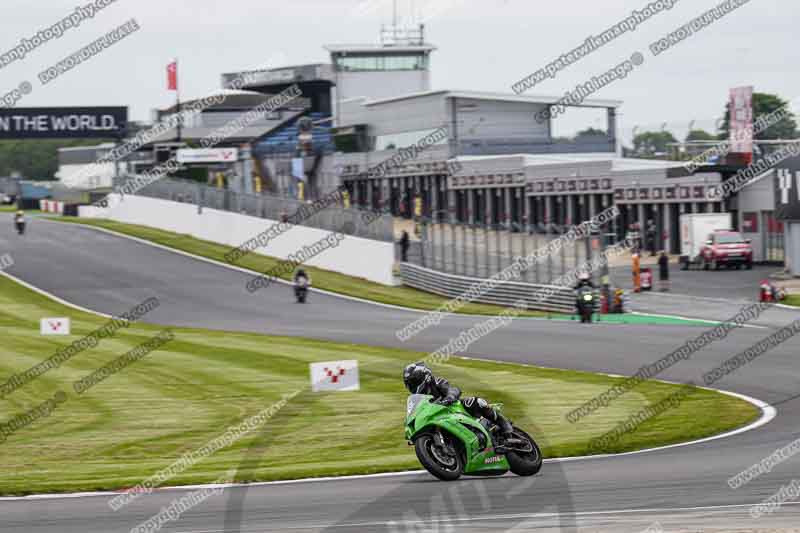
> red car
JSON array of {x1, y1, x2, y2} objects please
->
[{"x1": 701, "y1": 230, "x2": 753, "y2": 270}]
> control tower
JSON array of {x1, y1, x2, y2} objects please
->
[{"x1": 325, "y1": 23, "x2": 436, "y2": 126}]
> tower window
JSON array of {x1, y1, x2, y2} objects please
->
[{"x1": 335, "y1": 54, "x2": 427, "y2": 72}]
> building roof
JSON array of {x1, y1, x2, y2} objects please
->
[
  {"x1": 455, "y1": 153, "x2": 692, "y2": 171},
  {"x1": 158, "y1": 91, "x2": 300, "y2": 114},
  {"x1": 363, "y1": 89, "x2": 622, "y2": 109},
  {"x1": 324, "y1": 43, "x2": 437, "y2": 54},
  {"x1": 58, "y1": 143, "x2": 116, "y2": 152},
  {"x1": 147, "y1": 125, "x2": 283, "y2": 144}
]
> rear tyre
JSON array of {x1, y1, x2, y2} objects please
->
[
  {"x1": 703, "y1": 259, "x2": 709, "y2": 271},
  {"x1": 746, "y1": 261, "x2": 753, "y2": 270},
  {"x1": 506, "y1": 428, "x2": 543, "y2": 477},
  {"x1": 415, "y1": 433, "x2": 463, "y2": 481}
]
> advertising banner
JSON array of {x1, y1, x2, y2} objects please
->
[
  {"x1": 729, "y1": 86, "x2": 754, "y2": 155},
  {"x1": 775, "y1": 157, "x2": 800, "y2": 220},
  {"x1": 0, "y1": 107, "x2": 127, "y2": 139},
  {"x1": 176, "y1": 148, "x2": 238, "y2": 164}
]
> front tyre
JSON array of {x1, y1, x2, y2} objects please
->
[
  {"x1": 414, "y1": 433, "x2": 463, "y2": 481},
  {"x1": 506, "y1": 428, "x2": 543, "y2": 477}
]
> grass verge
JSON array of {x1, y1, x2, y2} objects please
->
[
  {"x1": 0, "y1": 206, "x2": 39, "y2": 214},
  {"x1": 50, "y1": 216, "x2": 711, "y2": 325},
  {"x1": 783, "y1": 294, "x2": 800, "y2": 307},
  {"x1": 0, "y1": 272, "x2": 759, "y2": 495}
]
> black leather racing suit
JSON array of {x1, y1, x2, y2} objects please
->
[{"x1": 414, "y1": 374, "x2": 513, "y2": 436}]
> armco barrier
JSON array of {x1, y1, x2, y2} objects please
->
[{"x1": 399, "y1": 263, "x2": 592, "y2": 313}]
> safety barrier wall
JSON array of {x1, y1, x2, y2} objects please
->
[
  {"x1": 399, "y1": 263, "x2": 595, "y2": 313},
  {"x1": 79, "y1": 194, "x2": 397, "y2": 285}
]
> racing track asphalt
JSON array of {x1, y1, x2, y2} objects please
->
[{"x1": 1, "y1": 213, "x2": 800, "y2": 532}]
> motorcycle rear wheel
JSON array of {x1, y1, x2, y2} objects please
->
[
  {"x1": 415, "y1": 433, "x2": 463, "y2": 481},
  {"x1": 506, "y1": 428, "x2": 542, "y2": 477}
]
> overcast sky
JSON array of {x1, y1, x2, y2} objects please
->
[{"x1": 1, "y1": 0, "x2": 796, "y2": 145}]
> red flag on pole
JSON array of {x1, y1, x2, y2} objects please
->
[{"x1": 167, "y1": 60, "x2": 178, "y2": 91}]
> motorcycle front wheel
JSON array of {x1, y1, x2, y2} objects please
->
[
  {"x1": 414, "y1": 432, "x2": 463, "y2": 481},
  {"x1": 506, "y1": 428, "x2": 543, "y2": 476}
]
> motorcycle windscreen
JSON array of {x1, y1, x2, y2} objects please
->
[{"x1": 406, "y1": 394, "x2": 429, "y2": 422}]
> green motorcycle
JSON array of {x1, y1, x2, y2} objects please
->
[{"x1": 405, "y1": 394, "x2": 543, "y2": 481}]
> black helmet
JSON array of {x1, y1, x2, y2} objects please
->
[{"x1": 403, "y1": 361, "x2": 431, "y2": 393}]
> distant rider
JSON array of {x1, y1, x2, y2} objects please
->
[
  {"x1": 403, "y1": 362, "x2": 522, "y2": 448},
  {"x1": 574, "y1": 272, "x2": 594, "y2": 291},
  {"x1": 574, "y1": 272, "x2": 595, "y2": 321},
  {"x1": 14, "y1": 210, "x2": 25, "y2": 235},
  {"x1": 294, "y1": 268, "x2": 311, "y2": 286}
]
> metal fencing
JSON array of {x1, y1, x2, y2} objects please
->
[
  {"x1": 399, "y1": 263, "x2": 593, "y2": 313},
  {"x1": 408, "y1": 220, "x2": 598, "y2": 285},
  {"x1": 130, "y1": 177, "x2": 394, "y2": 242}
]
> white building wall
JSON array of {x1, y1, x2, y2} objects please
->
[
  {"x1": 737, "y1": 171, "x2": 776, "y2": 263},
  {"x1": 454, "y1": 98, "x2": 549, "y2": 142},
  {"x1": 787, "y1": 223, "x2": 800, "y2": 275},
  {"x1": 57, "y1": 162, "x2": 116, "y2": 189},
  {"x1": 339, "y1": 93, "x2": 448, "y2": 138},
  {"x1": 336, "y1": 70, "x2": 430, "y2": 107}
]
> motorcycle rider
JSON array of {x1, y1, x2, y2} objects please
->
[
  {"x1": 14, "y1": 210, "x2": 25, "y2": 235},
  {"x1": 294, "y1": 268, "x2": 311, "y2": 286},
  {"x1": 574, "y1": 271, "x2": 594, "y2": 291},
  {"x1": 293, "y1": 269, "x2": 311, "y2": 302},
  {"x1": 574, "y1": 272, "x2": 595, "y2": 323},
  {"x1": 403, "y1": 362, "x2": 522, "y2": 448}
]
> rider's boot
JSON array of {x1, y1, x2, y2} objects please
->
[{"x1": 493, "y1": 413, "x2": 524, "y2": 452}]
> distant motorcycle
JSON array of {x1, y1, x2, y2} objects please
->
[
  {"x1": 14, "y1": 212, "x2": 25, "y2": 235},
  {"x1": 576, "y1": 286, "x2": 595, "y2": 323},
  {"x1": 294, "y1": 277, "x2": 310, "y2": 303},
  {"x1": 760, "y1": 280, "x2": 786, "y2": 303}
]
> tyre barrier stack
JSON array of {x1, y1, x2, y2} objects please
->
[{"x1": 39, "y1": 199, "x2": 64, "y2": 214}]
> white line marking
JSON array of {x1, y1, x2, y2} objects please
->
[
  {"x1": 634, "y1": 292, "x2": 754, "y2": 305},
  {"x1": 630, "y1": 311, "x2": 722, "y2": 326},
  {"x1": 228, "y1": 500, "x2": 800, "y2": 531},
  {"x1": 630, "y1": 311, "x2": 767, "y2": 329},
  {"x1": 0, "y1": 270, "x2": 112, "y2": 319},
  {"x1": 159, "y1": 500, "x2": 800, "y2": 532}
]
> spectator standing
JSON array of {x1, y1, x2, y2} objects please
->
[
  {"x1": 399, "y1": 230, "x2": 410, "y2": 262},
  {"x1": 658, "y1": 251, "x2": 670, "y2": 292},
  {"x1": 646, "y1": 219, "x2": 657, "y2": 256}
]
